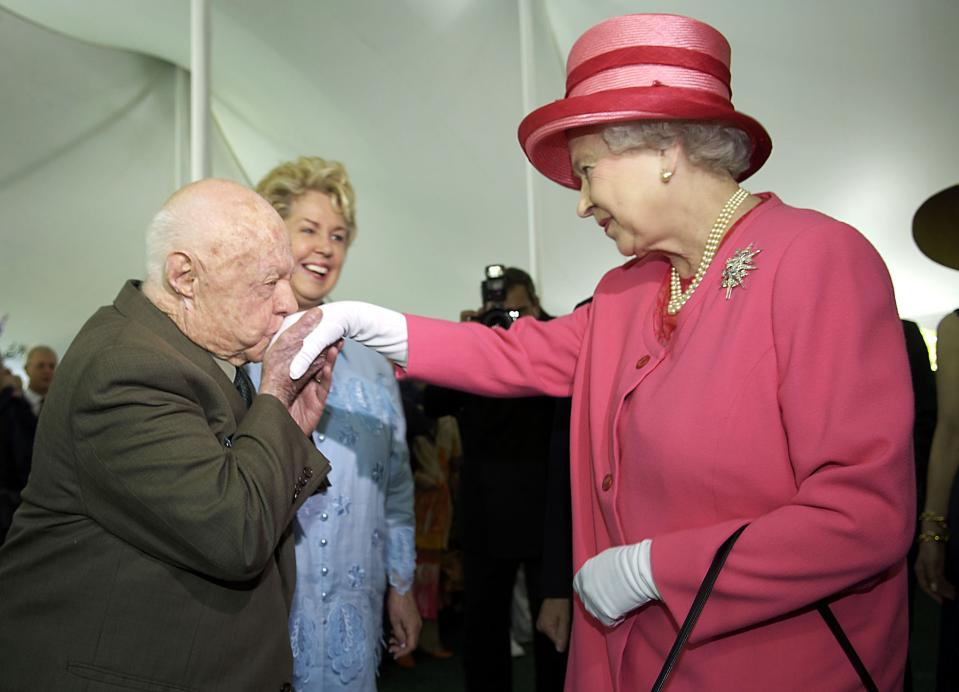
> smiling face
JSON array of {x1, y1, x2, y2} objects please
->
[
  {"x1": 284, "y1": 190, "x2": 349, "y2": 309},
  {"x1": 568, "y1": 129, "x2": 674, "y2": 259}
]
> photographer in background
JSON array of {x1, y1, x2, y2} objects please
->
[{"x1": 424, "y1": 267, "x2": 569, "y2": 692}]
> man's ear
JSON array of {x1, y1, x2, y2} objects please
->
[{"x1": 165, "y1": 252, "x2": 196, "y2": 299}]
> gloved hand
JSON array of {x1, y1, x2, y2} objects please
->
[
  {"x1": 572, "y1": 538, "x2": 659, "y2": 628},
  {"x1": 282, "y1": 301, "x2": 409, "y2": 379}
]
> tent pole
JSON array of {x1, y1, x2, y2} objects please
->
[
  {"x1": 190, "y1": 0, "x2": 211, "y2": 181},
  {"x1": 518, "y1": 0, "x2": 539, "y2": 285}
]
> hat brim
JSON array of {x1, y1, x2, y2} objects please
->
[
  {"x1": 518, "y1": 87, "x2": 772, "y2": 188},
  {"x1": 913, "y1": 184, "x2": 959, "y2": 270}
]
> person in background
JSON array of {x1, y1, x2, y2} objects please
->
[
  {"x1": 288, "y1": 13, "x2": 915, "y2": 690},
  {"x1": 901, "y1": 318, "x2": 936, "y2": 692},
  {"x1": 911, "y1": 182, "x2": 959, "y2": 692},
  {"x1": 400, "y1": 379, "x2": 458, "y2": 664},
  {"x1": 423, "y1": 267, "x2": 567, "y2": 692},
  {"x1": 22, "y1": 345, "x2": 57, "y2": 418},
  {"x1": 254, "y1": 156, "x2": 419, "y2": 692},
  {"x1": 915, "y1": 311, "x2": 959, "y2": 691},
  {"x1": 0, "y1": 178, "x2": 337, "y2": 691},
  {"x1": 0, "y1": 361, "x2": 35, "y2": 543}
]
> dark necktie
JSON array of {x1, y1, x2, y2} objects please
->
[{"x1": 233, "y1": 367, "x2": 255, "y2": 408}]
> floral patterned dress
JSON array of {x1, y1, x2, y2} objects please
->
[{"x1": 249, "y1": 338, "x2": 415, "y2": 691}]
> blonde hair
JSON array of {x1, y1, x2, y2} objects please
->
[{"x1": 256, "y1": 156, "x2": 357, "y2": 245}]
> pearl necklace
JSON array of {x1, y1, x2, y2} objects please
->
[{"x1": 667, "y1": 186, "x2": 749, "y2": 315}]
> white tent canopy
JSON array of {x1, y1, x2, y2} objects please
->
[{"x1": 2, "y1": 0, "x2": 958, "y2": 365}]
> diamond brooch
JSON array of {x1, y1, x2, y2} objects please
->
[{"x1": 721, "y1": 243, "x2": 761, "y2": 300}]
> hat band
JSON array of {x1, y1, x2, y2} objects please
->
[
  {"x1": 520, "y1": 85, "x2": 737, "y2": 143},
  {"x1": 566, "y1": 46, "x2": 731, "y2": 97}
]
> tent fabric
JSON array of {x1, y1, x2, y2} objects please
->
[{"x1": 1, "y1": 0, "x2": 958, "y2": 364}]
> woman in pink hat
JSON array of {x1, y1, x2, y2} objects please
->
[{"x1": 286, "y1": 13, "x2": 913, "y2": 691}]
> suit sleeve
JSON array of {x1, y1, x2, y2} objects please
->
[
  {"x1": 71, "y1": 345, "x2": 329, "y2": 582},
  {"x1": 652, "y1": 222, "x2": 915, "y2": 642}
]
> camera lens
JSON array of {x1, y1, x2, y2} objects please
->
[{"x1": 478, "y1": 307, "x2": 515, "y2": 329}]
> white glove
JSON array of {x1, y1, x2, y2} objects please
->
[
  {"x1": 573, "y1": 539, "x2": 660, "y2": 628},
  {"x1": 284, "y1": 301, "x2": 409, "y2": 379}
]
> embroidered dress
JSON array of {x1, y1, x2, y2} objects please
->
[{"x1": 249, "y1": 338, "x2": 415, "y2": 691}]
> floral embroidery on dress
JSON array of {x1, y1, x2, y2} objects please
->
[
  {"x1": 285, "y1": 340, "x2": 414, "y2": 691},
  {"x1": 348, "y1": 564, "x2": 366, "y2": 589},
  {"x1": 336, "y1": 422, "x2": 359, "y2": 447},
  {"x1": 325, "y1": 603, "x2": 366, "y2": 684},
  {"x1": 333, "y1": 495, "x2": 351, "y2": 516},
  {"x1": 290, "y1": 599, "x2": 321, "y2": 684},
  {"x1": 386, "y1": 526, "x2": 416, "y2": 593}
]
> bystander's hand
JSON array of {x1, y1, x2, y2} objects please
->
[
  {"x1": 260, "y1": 307, "x2": 341, "y2": 435},
  {"x1": 915, "y1": 538, "x2": 956, "y2": 604},
  {"x1": 536, "y1": 597, "x2": 571, "y2": 652},
  {"x1": 1, "y1": 366, "x2": 23, "y2": 396},
  {"x1": 459, "y1": 308, "x2": 480, "y2": 323},
  {"x1": 386, "y1": 587, "x2": 422, "y2": 659}
]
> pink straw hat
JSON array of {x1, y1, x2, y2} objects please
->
[{"x1": 518, "y1": 13, "x2": 772, "y2": 189}]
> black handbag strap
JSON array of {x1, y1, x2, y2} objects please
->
[
  {"x1": 650, "y1": 525, "x2": 878, "y2": 692},
  {"x1": 817, "y1": 601, "x2": 879, "y2": 692}
]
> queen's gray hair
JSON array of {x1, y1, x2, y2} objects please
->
[{"x1": 602, "y1": 121, "x2": 753, "y2": 179}]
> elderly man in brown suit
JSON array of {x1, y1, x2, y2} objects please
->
[{"x1": 0, "y1": 179, "x2": 340, "y2": 692}]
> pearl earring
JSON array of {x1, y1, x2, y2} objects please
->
[{"x1": 660, "y1": 170, "x2": 673, "y2": 184}]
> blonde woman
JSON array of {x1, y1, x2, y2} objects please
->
[{"x1": 252, "y1": 157, "x2": 419, "y2": 691}]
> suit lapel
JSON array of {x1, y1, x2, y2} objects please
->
[{"x1": 114, "y1": 281, "x2": 249, "y2": 422}]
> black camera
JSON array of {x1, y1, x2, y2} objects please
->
[{"x1": 475, "y1": 264, "x2": 519, "y2": 329}]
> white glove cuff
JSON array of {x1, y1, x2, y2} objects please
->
[{"x1": 287, "y1": 301, "x2": 408, "y2": 379}]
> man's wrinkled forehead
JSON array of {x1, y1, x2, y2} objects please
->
[{"x1": 214, "y1": 216, "x2": 293, "y2": 280}]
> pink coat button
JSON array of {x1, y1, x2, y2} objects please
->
[{"x1": 602, "y1": 474, "x2": 613, "y2": 491}]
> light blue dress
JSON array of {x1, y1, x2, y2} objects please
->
[{"x1": 248, "y1": 338, "x2": 415, "y2": 691}]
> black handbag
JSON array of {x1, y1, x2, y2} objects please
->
[{"x1": 651, "y1": 525, "x2": 879, "y2": 692}]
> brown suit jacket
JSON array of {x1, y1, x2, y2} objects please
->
[{"x1": 0, "y1": 281, "x2": 330, "y2": 692}]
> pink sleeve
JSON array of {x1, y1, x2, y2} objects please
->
[
  {"x1": 403, "y1": 305, "x2": 590, "y2": 398},
  {"x1": 652, "y1": 221, "x2": 915, "y2": 642}
]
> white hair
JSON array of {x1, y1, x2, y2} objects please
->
[
  {"x1": 144, "y1": 205, "x2": 186, "y2": 285},
  {"x1": 602, "y1": 121, "x2": 753, "y2": 179}
]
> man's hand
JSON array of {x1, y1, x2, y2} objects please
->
[
  {"x1": 386, "y1": 587, "x2": 422, "y2": 659},
  {"x1": 260, "y1": 307, "x2": 341, "y2": 434},
  {"x1": 287, "y1": 302, "x2": 408, "y2": 379},
  {"x1": 536, "y1": 597, "x2": 571, "y2": 652}
]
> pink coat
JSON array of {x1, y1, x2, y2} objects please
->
[{"x1": 405, "y1": 194, "x2": 914, "y2": 691}]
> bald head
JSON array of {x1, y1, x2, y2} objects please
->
[
  {"x1": 142, "y1": 178, "x2": 298, "y2": 364},
  {"x1": 146, "y1": 179, "x2": 284, "y2": 283}
]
